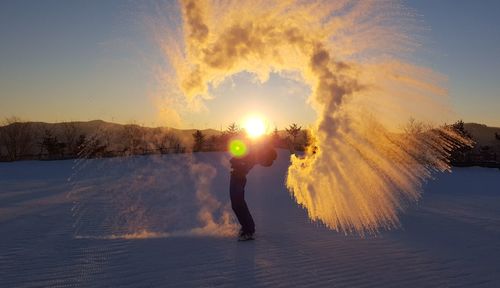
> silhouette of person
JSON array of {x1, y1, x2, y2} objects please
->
[{"x1": 230, "y1": 141, "x2": 277, "y2": 241}]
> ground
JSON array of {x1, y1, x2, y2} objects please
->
[{"x1": 1, "y1": 151, "x2": 499, "y2": 287}]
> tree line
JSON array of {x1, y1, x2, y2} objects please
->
[
  {"x1": 0, "y1": 118, "x2": 310, "y2": 162},
  {"x1": 191, "y1": 122, "x2": 310, "y2": 153},
  {"x1": 0, "y1": 118, "x2": 186, "y2": 162},
  {"x1": 2, "y1": 117, "x2": 498, "y2": 166},
  {"x1": 402, "y1": 119, "x2": 500, "y2": 166}
]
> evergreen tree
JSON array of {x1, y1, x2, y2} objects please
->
[
  {"x1": 286, "y1": 123, "x2": 302, "y2": 151},
  {"x1": 271, "y1": 126, "x2": 281, "y2": 148},
  {"x1": 451, "y1": 120, "x2": 472, "y2": 139},
  {"x1": 448, "y1": 120, "x2": 474, "y2": 163},
  {"x1": 192, "y1": 130, "x2": 205, "y2": 152},
  {"x1": 42, "y1": 129, "x2": 65, "y2": 159},
  {"x1": 226, "y1": 123, "x2": 240, "y2": 137}
]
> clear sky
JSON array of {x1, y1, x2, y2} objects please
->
[{"x1": 0, "y1": 0, "x2": 499, "y2": 129}]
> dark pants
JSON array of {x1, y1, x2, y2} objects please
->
[{"x1": 230, "y1": 173, "x2": 255, "y2": 234}]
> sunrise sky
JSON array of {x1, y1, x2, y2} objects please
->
[{"x1": 0, "y1": 0, "x2": 499, "y2": 129}]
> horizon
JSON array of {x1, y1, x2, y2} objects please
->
[
  {"x1": 1, "y1": 118, "x2": 499, "y2": 131},
  {"x1": 0, "y1": 1, "x2": 499, "y2": 128}
]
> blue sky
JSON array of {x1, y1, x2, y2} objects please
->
[
  {"x1": 0, "y1": 1, "x2": 155, "y2": 123},
  {"x1": 408, "y1": 0, "x2": 500, "y2": 127},
  {"x1": 0, "y1": 0, "x2": 499, "y2": 128}
]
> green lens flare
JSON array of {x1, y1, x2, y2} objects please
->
[{"x1": 229, "y1": 139, "x2": 248, "y2": 158}]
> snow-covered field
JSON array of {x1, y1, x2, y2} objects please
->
[{"x1": 1, "y1": 150, "x2": 499, "y2": 287}]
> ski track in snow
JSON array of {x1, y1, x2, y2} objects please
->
[{"x1": 1, "y1": 151, "x2": 500, "y2": 287}]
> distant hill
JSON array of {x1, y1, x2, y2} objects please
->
[
  {"x1": 464, "y1": 123, "x2": 500, "y2": 151},
  {"x1": 0, "y1": 120, "x2": 225, "y2": 160},
  {"x1": 1, "y1": 119, "x2": 499, "y2": 161},
  {"x1": 2, "y1": 120, "x2": 498, "y2": 144},
  {"x1": 3, "y1": 120, "x2": 222, "y2": 143}
]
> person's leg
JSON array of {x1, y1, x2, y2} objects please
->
[{"x1": 229, "y1": 174, "x2": 255, "y2": 234}]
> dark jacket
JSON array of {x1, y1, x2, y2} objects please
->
[{"x1": 230, "y1": 153, "x2": 256, "y2": 178}]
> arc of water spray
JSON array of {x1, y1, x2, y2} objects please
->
[{"x1": 159, "y1": 0, "x2": 471, "y2": 234}]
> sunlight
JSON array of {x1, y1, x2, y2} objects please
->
[{"x1": 244, "y1": 116, "x2": 266, "y2": 138}]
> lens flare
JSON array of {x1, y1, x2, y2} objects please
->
[
  {"x1": 244, "y1": 116, "x2": 266, "y2": 138},
  {"x1": 228, "y1": 139, "x2": 248, "y2": 158}
]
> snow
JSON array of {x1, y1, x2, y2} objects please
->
[{"x1": 1, "y1": 150, "x2": 499, "y2": 287}]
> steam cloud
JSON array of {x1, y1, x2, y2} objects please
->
[
  {"x1": 160, "y1": 0, "x2": 470, "y2": 234},
  {"x1": 189, "y1": 161, "x2": 238, "y2": 236},
  {"x1": 70, "y1": 154, "x2": 236, "y2": 239}
]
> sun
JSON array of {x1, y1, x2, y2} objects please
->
[{"x1": 244, "y1": 116, "x2": 267, "y2": 138}]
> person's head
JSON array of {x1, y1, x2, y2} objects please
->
[{"x1": 257, "y1": 145, "x2": 277, "y2": 167}]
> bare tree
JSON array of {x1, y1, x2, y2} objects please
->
[
  {"x1": 0, "y1": 117, "x2": 33, "y2": 161},
  {"x1": 0, "y1": 126, "x2": 3, "y2": 160},
  {"x1": 75, "y1": 134, "x2": 87, "y2": 157},
  {"x1": 121, "y1": 124, "x2": 145, "y2": 155},
  {"x1": 31, "y1": 123, "x2": 46, "y2": 159},
  {"x1": 141, "y1": 128, "x2": 161, "y2": 154},
  {"x1": 150, "y1": 128, "x2": 165, "y2": 153},
  {"x1": 165, "y1": 133, "x2": 184, "y2": 153},
  {"x1": 83, "y1": 134, "x2": 108, "y2": 158},
  {"x1": 61, "y1": 122, "x2": 79, "y2": 157},
  {"x1": 402, "y1": 118, "x2": 429, "y2": 135},
  {"x1": 151, "y1": 129, "x2": 183, "y2": 154},
  {"x1": 206, "y1": 135, "x2": 218, "y2": 151}
]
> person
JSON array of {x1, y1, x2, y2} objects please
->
[{"x1": 230, "y1": 141, "x2": 277, "y2": 241}]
